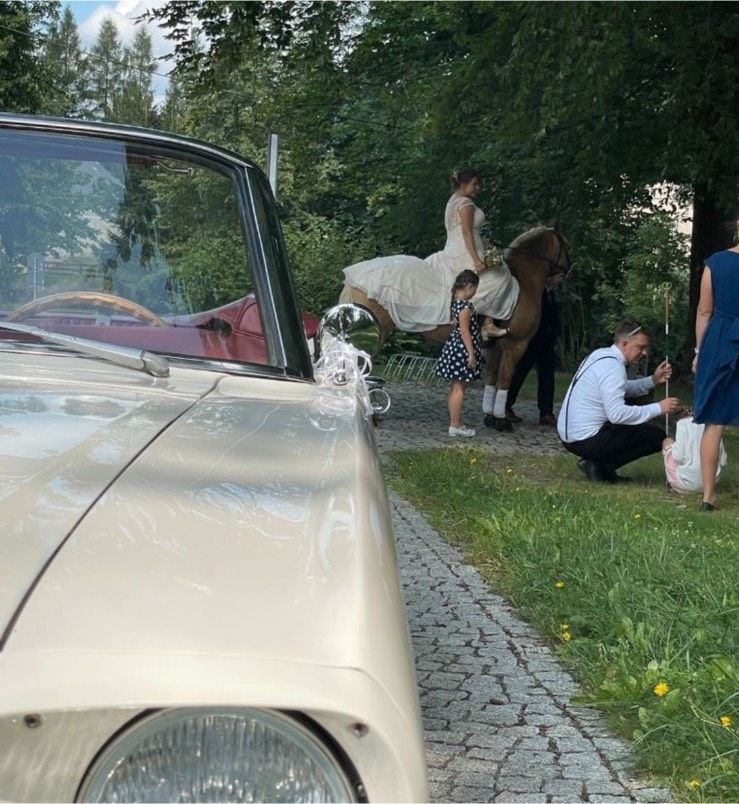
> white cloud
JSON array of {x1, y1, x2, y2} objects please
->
[
  {"x1": 76, "y1": 1, "x2": 172, "y2": 103},
  {"x1": 77, "y1": 1, "x2": 168, "y2": 54}
]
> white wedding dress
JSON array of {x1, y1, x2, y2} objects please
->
[{"x1": 343, "y1": 194, "x2": 519, "y2": 332}]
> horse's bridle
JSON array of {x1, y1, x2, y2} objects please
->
[{"x1": 548, "y1": 230, "x2": 573, "y2": 279}]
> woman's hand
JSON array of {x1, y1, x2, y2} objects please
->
[
  {"x1": 467, "y1": 352, "x2": 477, "y2": 370},
  {"x1": 472, "y1": 256, "x2": 485, "y2": 273}
]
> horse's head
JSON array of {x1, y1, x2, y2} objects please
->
[
  {"x1": 505, "y1": 226, "x2": 572, "y2": 281},
  {"x1": 549, "y1": 227, "x2": 573, "y2": 280}
]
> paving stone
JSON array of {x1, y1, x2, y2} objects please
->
[
  {"x1": 494, "y1": 774, "x2": 546, "y2": 793},
  {"x1": 516, "y1": 736, "x2": 555, "y2": 751},
  {"x1": 560, "y1": 764, "x2": 614, "y2": 781},
  {"x1": 585, "y1": 781, "x2": 634, "y2": 796},
  {"x1": 380, "y1": 385, "x2": 672, "y2": 804},
  {"x1": 451, "y1": 786, "x2": 495, "y2": 803},
  {"x1": 420, "y1": 688, "x2": 470, "y2": 707},
  {"x1": 543, "y1": 779, "x2": 584, "y2": 797}
]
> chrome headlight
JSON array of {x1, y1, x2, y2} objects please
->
[{"x1": 77, "y1": 708, "x2": 357, "y2": 803}]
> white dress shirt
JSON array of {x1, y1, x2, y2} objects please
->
[{"x1": 557, "y1": 345, "x2": 662, "y2": 443}]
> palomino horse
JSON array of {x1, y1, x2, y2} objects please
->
[
  {"x1": 480, "y1": 226, "x2": 570, "y2": 430},
  {"x1": 340, "y1": 226, "x2": 571, "y2": 428}
]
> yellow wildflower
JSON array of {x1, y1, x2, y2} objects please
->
[
  {"x1": 720, "y1": 715, "x2": 732, "y2": 729},
  {"x1": 554, "y1": 580, "x2": 565, "y2": 589},
  {"x1": 506, "y1": 467, "x2": 513, "y2": 474},
  {"x1": 686, "y1": 779, "x2": 701, "y2": 789},
  {"x1": 562, "y1": 630, "x2": 572, "y2": 642},
  {"x1": 560, "y1": 623, "x2": 570, "y2": 630},
  {"x1": 470, "y1": 457, "x2": 477, "y2": 465},
  {"x1": 634, "y1": 513, "x2": 641, "y2": 519},
  {"x1": 653, "y1": 681, "x2": 670, "y2": 697}
]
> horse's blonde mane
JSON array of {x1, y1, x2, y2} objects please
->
[
  {"x1": 503, "y1": 226, "x2": 552, "y2": 264},
  {"x1": 508, "y1": 225, "x2": 551, "y2": 250}
]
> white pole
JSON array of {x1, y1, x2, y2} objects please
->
[
  {"x1": 267, "y1": 133, "x2": 279, "y2": 199},
  {"x1": 664, "y1": 287, "x2": 670, "y2": 433}
]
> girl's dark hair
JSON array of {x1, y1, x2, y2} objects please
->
[
  {"x1": 450, "y1": 269, "x2": 479, "y2": 318},
  {"x1": 450, "y1": 167, "x2": 481, "y2": 190}
]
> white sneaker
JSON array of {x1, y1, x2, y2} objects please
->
[{"x1": 448, "y1": 425, "x2": 476, "y2": 438}]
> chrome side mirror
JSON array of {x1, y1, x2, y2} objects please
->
[
  {"x1": 316, "y1": 304, "x2": 390, "y2": 416},
  {"x1": 317, "y1": 303, "x2": 382, "y2": 362}
]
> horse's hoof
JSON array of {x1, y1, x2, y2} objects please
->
[
  {"x1": 493, "y1": 416, "x2": 513, "y2": 432},
  {"x1": 483, "y1": 415, "x2": 513, "y2": 432}
]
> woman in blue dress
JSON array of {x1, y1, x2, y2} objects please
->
[{"x1": 692, "y1": 235, "x2": 739, "y2": 510}]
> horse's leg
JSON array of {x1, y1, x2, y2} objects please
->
[
  {"x1": 488, "y1": 339, "x2": 530, "y2": 429},
  {"x1": 482, "y1": 339, "x2": 502, "y2": 415}
]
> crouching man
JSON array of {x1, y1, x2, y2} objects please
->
[{"x1": 557, "y1": 321, "x2": 681, "y2": 483}]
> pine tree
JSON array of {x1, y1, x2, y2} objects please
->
[
  {"x1": 88, "y1": 17, "x2": 123, "y2": 120},
  {"x1": 110, "y1": 27, "x2": 157, "y2": 126},
  {"x1": 40, "y1": 6, "x2": 89, "y2": 117}
]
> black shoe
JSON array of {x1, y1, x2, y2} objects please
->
[
  {"x1": 505, "y1": 407, "x2": 522, "y2": 423},
  {"x1": 539, "y1": 413, "x2": 556, "y2": 427},
  {"x1": 577, "y1": 458, "x2": 604, "y2": 482},
  {"x1": 601, "y1": 469, "x2": 633, "y2": 484},
  {"x1": 699, "y1": 501, "x2": 717, "y2": 512}
]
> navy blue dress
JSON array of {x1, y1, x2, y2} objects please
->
[
  {"x1": 693, "y1": 250, "x2": 739, "y2": 425},
  {"x1": 436, "y1": 299, "x2": 484, "y2": 382}
]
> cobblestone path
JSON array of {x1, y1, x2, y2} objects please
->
[{"x1": 377, "y1": 381, "x2": 672, "y2": 803}]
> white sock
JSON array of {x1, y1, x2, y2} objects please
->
[
  {"x1": 483, "y1": 385, "x2": 497, "y2": 414},
  {"x1": 493, "y1": 389, "x2": 508, "y2": 418}
]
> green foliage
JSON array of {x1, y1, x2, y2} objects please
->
[
  {"x1": 621, "y1": 213, "x2": 691, "y2": 365},
  {"x1": 0, "y1": 1, "x2": 57, "y2": 113},
  {"x1": 281, "y1": 212, "x2": 379, "y2": 316},
  {"x1": 0, "y1": 153, "x2": 100, "y2": 303},
  {"x1": 4, "y1": 1, "x2": 738, "y2": 355},
  {"x1": 390, "y1": 441, "x2": 739, "y2": 800}
]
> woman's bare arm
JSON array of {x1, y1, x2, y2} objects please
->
[
  {"x1": 693, "y1": 266, "x2": 713, "y2": 373},
  {"x1": 458, "y1": 203, "x2": 485, "y2": 272}
]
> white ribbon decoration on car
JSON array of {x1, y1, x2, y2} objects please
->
[{"x1": 312, "y1": 339, "x2": 373, "y2": 419}]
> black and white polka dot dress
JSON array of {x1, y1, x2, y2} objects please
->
[{"x1": 436, "y1": 299, "x2": 484, "y2": 381}]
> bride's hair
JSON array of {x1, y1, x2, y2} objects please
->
[{"x1": 451, "y1": 167, "x2": 480, "y2": 189}]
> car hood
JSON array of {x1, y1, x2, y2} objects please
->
[
  {"x1": 1, "y1": 357, "x2": 413, "y2": 714},
  {"x1": 0, "y1": 349, "x2": 221, "y2": 646}
]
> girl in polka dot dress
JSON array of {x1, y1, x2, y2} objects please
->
[{"x1": 436, "y1": 270, "x2": 484, "y2": 437}]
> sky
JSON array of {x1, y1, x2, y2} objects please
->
[{"x1": 63, "y1": 0, "x2": 171, "y2": 100}]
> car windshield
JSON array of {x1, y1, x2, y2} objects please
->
[{"x1": 0, "y1": 127, "x2": 274, "y2": 368}]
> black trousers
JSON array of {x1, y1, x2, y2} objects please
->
[
  {"x1": 507, "y1": 337, "x2": 556, "y2": 416},
  {"x1": 562, "y1": 421, "x2": 665, "y2": 473}
]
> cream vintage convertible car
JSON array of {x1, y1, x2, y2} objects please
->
[{"x1": 0, "y1": 114, "x2": 426, "y2": 802}]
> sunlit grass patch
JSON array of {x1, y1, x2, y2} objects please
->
[{"x1": 389, "y1": 435, "x2": 738, "y2": 801}]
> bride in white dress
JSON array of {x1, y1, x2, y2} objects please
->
[{"x1": 343, "y1": 168, "x2": 518, "y2": 333}]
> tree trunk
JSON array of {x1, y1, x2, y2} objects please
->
[{"x1": 682, "y1": 185, "x2": 736, "y2": 372}]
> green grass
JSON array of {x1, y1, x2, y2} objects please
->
[{"x1": 388, "y1": 431, "x2": 739, "y2": 801}]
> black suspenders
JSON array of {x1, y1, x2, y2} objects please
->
[{"x1": 563, "y1": 354, "x2": 619, "y2": 441}]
